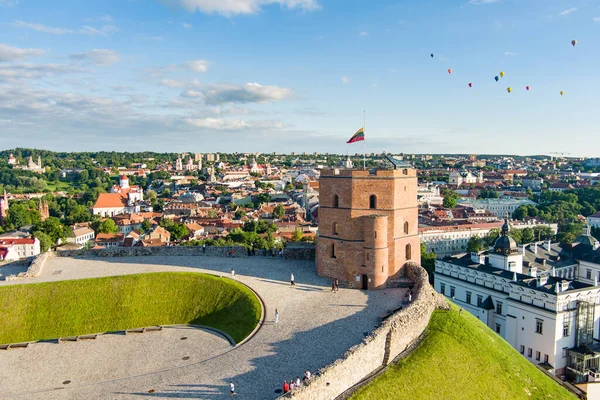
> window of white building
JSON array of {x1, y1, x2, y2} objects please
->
[
  {"x1": 535, "y1": 351, "x2": 541, "y2": 361},
  {"x1": 495, "y1": 324, "x2": 501, "y2": 334},
  {"x1": 535, "y1": 319, "x2": 543, "y2": 334},
  {"x1": 528, "y1": 348, "x2": 533, "y2": 358},
  {"x1": 477, "y1": 295, "x2": 483, "y2": 307},
  {"x1": 563, "y1": 347, "x2": 569, "y2": 358},
  {"x1": 544, "y1": 354, "x2": 549, "y2": 363},
  {"x1": 563, "y1": 313, "x2": 571, "y2": 337},
  {"x1": 450, "y1": 286, "x2": 455, "y2": 298},
  {"x1": 587, "y1": 269, "x2": 592, "y2": 280},
  {"x1": 496, "y1": 301, "x2": 503, "y2": 315},
  {"x1": 466, "y1": 291, "x2": 472, "y2": 304},
  {"x1": 520, "y1": 345, "x2": 525, "y2": 354},
  {"x1": 440, "y1": 283, "x2": 446, "y2": 295}
]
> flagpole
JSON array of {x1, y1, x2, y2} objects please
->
[{"x1": 363, "y1": 110, "x2": 366, "y2": 169}]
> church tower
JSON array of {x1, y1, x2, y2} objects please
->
[
  {"x1": 38, "y1": 199, "x2": 50, "y2": 221},
  {"x1": 0, "y1": 189, "x2": 8, "y2": 224},
  {"x1": 316, "y1": 167, "x2": 419, "y2": 289}
]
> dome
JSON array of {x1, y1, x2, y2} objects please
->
[
  {"x1": 573, "y1": 234, "x2": 598, "y2": 248},
  {"x1": 120, "y1": 174, "x2": 128, "y2": 180},
  {"x1": 494, "y1": 217, "x2": 518, "y2": 255}
]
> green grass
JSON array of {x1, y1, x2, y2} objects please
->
[
  {"x1": 46, "y1": 180, "x2": 73, "y2": 191},
  {"x1": 353, "y1": 305, "x2": 576, "y2": 400},
  {"x1": 0, "y1": 272, "x2": 261, "y2": 344}
]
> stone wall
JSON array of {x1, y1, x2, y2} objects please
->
[
  {"x1": 4, "y1": 251, "x2": 52, "y2": 281},
  {"x1": 56, "y1": 245, "x2": 248, "y2": 258},
  {"x1": 283, "y1": 242, "x2": 315, "y2": 260},
  {"x1": 286, "y1": 263, "x2": 448, "y2": 400}
]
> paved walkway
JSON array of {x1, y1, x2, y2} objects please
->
[{"x1": 0, "y1": 256, "x2": 405, "y2": 399}]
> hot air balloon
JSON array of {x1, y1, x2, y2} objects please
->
[
  {"x1": 560, "y1": 90, "x2": 565, "y2": 96},
  {"x1": 448, "y1": 69, "x2": 452, "y2": 74},
  {"x1": 571, "y1": 40, "x2": 577, "y2": 47},
  {"x1": 526, "y1": 86, "x2": 530, "y2": 91},
  {"x1": 430, "y1": 53, "x2": 434, "y2": 58},
  {"x1": 500, "y1": 71, "x2": 505, "y2": 78},
  {"x1": 494, "y1": 76, "x2": 499, "y2": 82},
  {"x1": 468, "y1": 82, "x2": 473, "y2": 87},
  {"x1": 507, "y1": 87, "x2": 512, "y2": 93}
]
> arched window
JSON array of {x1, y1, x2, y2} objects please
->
[
  {"x1": 333, "y1": 194, "x2": 339, "y2": 208},
  {"x1": 331, "y1": 244, "x2": 336, "y2": 258},
  {"x1": 369, "y1": 195, "x2": 377, "y2": 209},
  {"x1": 404, "y1": 221, "x2": 409, "y2": 235},
  {"x1": 405, "y1": 243, "x2": 412, "y2": 260},
  {"x1": 332, "y1": 222, "x2": 339, "y2": 235}
]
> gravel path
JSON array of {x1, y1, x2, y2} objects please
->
[{"x1": 0, "y1": 256, "x2": 405, "y2": 400}]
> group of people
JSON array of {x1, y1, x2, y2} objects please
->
[{"x1": 282, "y1": 370, "x2": 312, "y2": 393}]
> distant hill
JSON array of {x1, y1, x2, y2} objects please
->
[{"x1": 352, "y1": 305, "x2": 576, "y2": 400}]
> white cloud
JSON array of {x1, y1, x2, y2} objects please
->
[
  {"x1": 468, "y1": 0, "x2": 500, "y2": 4},
  {"x1": 560, "y1": 7, "x2": 577, "y2": 16},
  {"x1": 359, "y1": 31, "x2": 368, "y2": 36},
  {"x1": 199, "y1": 82, "x2": 293, "y2": 105},
  {"x1": 504, "y1": 51, "x2": 516, "y2": 56},
  {"x1": 12, "y1": 20, "x2": 119, "y2": 36},
  {"x1": 168, "y1": 0, "x2": 320, "y2": 16},
  {"x1": 183, "y1": 60, "x2": 208, "y2": 72},
  {"x1": 0, "y1": 43, "x2": 45, "y2": 62},
  {"x1": 0, "y1": 63, "x2": 86, "y2": 81},
  {"x1": 161, "y1": 78, "x2": 201, "y2": 88},
  {"x1": 342, "y1": 76, "x2": 349, "y2": 84},
  {"x1": 101, "y1": 14, "x2": 114, "y2": 22},
  {"x1": 0, "y1": 0, "x2": 19, "y2": 7},
  {"x1": 182, "y1": 22, "x2": 193, "y2": 29},
  {"x1": 593, "y1": 17, "x2": 600, "y2": 22},
  {"x1": 12, "y1": 20, "x2": 73, "y2": 35},
  {"x1": 185, "y1": 117, "x2": 284, "y2": 130},
  {"x1": 70, "y1": 49, "x2": 120, "y2": 66},
  {"x1": 80, "y1": 25, "x2": 119, "y2": 36}
]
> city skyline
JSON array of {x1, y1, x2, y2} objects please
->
[{"x1": 1, "y1": 0, "x2": 599, "y2": 155}]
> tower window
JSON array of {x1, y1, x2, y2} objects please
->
[
  {"x1": 369, "y1": 195, "x2": 377, "y2": 209},
  {"x1": 331, "y1": 244, "x2": 336, "y2": 259},
  {"x1": 333, "y1": 194, "x2": 339, "y2": 208},
  {"x1": 332, "y1": 222, "x2": 339, "y2": 235},
  {"x1": 404, "y1": 221, "x2": 409, "y2": 235},
  {"x1": 405, "y1": 243, "x2": 412, "y2": 260}
]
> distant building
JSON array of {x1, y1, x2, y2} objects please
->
[
  {"x1": 0, "y1": 238, "x2": 40, "y2": 261},
  {"x1": 95, "y1": 233, "x2": 124, "y2": 247},
  {"x1": 458, "y1": 198, "x2": 537, "y2": 218},
  {"x1": 67, "y1": 226, "x2": 95, "y2": 245},
  {"x1": 91, "y1": 175, "x2": 144, "y2": 217},
  {"x1": 449, "y1": 170, "x2": 483, "y2": 186},
  {"x1": 7, "y1": 153, "x2": 17, "y2": 165},
  {"x1": 0, "y1": 189, "x2": 8, "y2": 225},
  {"x1": 588, "y1": 211, "x2": 600, "y2": 228}
]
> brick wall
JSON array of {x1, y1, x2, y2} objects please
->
[
  {"x1": 56, "y1": 245, "x2": 248, "y2": 258},
  {"x1": 285, "y1": 263, "x2": 448, "y2": 400}
]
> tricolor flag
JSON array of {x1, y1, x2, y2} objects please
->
[{"x1": 346, "y1": 127, "x2": 364, "y2": 144}]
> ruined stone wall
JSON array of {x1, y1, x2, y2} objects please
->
[
  {"x1": 283, "y1": 243, "x2": 315, "y2": 260},
  {"x1": 286, "y1": 263, "x2": 448, "y2": 400},
  {"x1": 4, "y1": 251, "x2": 52, "y2": 281}
]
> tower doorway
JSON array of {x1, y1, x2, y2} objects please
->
[{"x1": 362, "y1": 274, "x2": 369, "y2": 290}]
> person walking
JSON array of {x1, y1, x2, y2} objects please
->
[
  {"x1": 275, "y1": 308, "x2": 279, "y2": 324},
  {"x1": 231, "y1": 268, "x2": 235, "y2": 279},
  {"x1": 290, "y1": 272, "x2": 295, "y2": 286},
  {"x1": 202, "y1": 243, "x2": 206, "y2": 253},
  {"x1": 295, "y1": 376, "x2": 301, "y2": 387},
  {"x1": 331, "y1": 280, "x2": 336, "y2": 292},
  {"x1": 229, "y1": 381, "x2": 236, "y2": 396},
  {"x1": 334, "y1": 279, "x2": 339, "y2": 292}
]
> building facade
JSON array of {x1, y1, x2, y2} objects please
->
[
  {"x1": 434, "y1": 222, "x2": 600, "y2": 383},
  {"x1": 316, "y1": 167, "x2": 419, "y2": 289}
]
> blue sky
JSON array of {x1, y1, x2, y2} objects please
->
[{"x1": 1, "y1": 0, "x2": 599, "y2": 156}]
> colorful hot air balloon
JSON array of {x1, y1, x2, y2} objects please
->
[
  {"x1": 560, "y1": 90, "x2": 565, "y2": 96},
  {"x1": 526, "y1": 86, "x2": 530, "y2": 91},
  {"x1": 448, "y1": 69, "x2": 452, "y2": 74},
  {"x1": 507, "y1": 87, "x2": 512, "y2": 93},
  {"x1": 430, "y1": 53, "x2": 434, "y2": 58},
  {"x1": 468, "y1": 82, "x2": 473, "y2": 87},
  {"x1": 571, "y1": 40, "x2": 577, "y2": 47},
  {"x1": 494, "y1": 76, "x2": 499, "y2": 82},
  {"x1": 500, "y1": 71, "x2": 505, "y2": 78}
]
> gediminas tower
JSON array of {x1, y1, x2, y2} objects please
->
[{"x1": 316, "y1": 165, "x2": 419, "y2": 289}]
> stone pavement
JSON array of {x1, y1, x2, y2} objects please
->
[{"x1": 0, "y1": 256, "x2": 405, "y2": 399}]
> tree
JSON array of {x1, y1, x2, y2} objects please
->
[
  {"x1": 96, "y1": 219, "x2": 119, "y2": 234},
  {"x1": 442, "y1": 189, "x2": 458, "y2": 209},
  {"x1": 234, "y1": 210, "x2": 246, "y2": 220},
  {"x1": 34, "y1": 217, "x2": 67, "y2": 245},
  {"x1": 141, "y1": 220, "x2": 152, "y2": 232},
  {"x1": 466, "y1": 236, "x2": 484, "y2": 253},
  {"x1": 520, "y1": 227, "x2": 535, "y2": 244},
  {"x1": 207, "y1": 208, "x2": 218, "y2": 218},
  {"x1": 420, "y1": 243, "x2": 437, "y2": 284},
  {"x1": 291, "y1": 229, "x2": 303, "y2": 242},
  {"x1": 273, "y1": 204, "x2": 285, "y2": 220},
  {"x1": 33, "y1": 231, "x2": 53, "y2": 252},
  {"x1": 145, "y1": 190, "x2": 157, "y2": 205},
  {"x1": 169, "y1": 223, "x2": 189, "y2": 241},
  {"x1": 162, "y1": 188, "x2": 171, "y2": 198},
  {"x1": 483, "y1": 228, "x2": 500, "y2": 246}
]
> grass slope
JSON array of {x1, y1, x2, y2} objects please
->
[
  {"x1": 353, "y1": 305, "x2": 576, "y2": 400},
  {"x1": 0, "y1": 272, "x2": 261, "y2": 344}
]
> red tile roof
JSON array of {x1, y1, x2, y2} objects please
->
[
  {"x1": 93, "y1": 193, "x2": 128, "y2": 209},
  {"x1": 0, "y1": 238, "x2": 36, "y2": 245}
]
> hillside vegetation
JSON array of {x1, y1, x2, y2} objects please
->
[
  {"x1": 353, "y1": 305, "x2": 576, "y2": 400},
  {"x1": 0, "y1": 272, "x2": 261, "y2": 344}
]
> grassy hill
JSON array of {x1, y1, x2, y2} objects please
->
[
  {"x1": 353, "y1": 305, "x2": 576, "y2": 400},
  {"x1": 0, "y1": 272, "x2": 261, "y2": 344}
]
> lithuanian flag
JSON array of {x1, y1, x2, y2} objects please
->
[{"x1": 346, "y1": 127, "x2": 364, "y2": 144}]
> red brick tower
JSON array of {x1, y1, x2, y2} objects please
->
[
  {"x1": 0, "y1": 189, "x2": 8, "y2": 225},
  {"x1": 316, "y1": 167, "x2": 419, "y2": 289},
  {"x1": 38, "y1": 199, "x2": 49, "y2": 221}
]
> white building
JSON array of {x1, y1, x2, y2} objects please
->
[
  {"x1": 459, "y1": 198, "x2": 537, "y2": 218},
  {"x1": 92, "y1": 175, "x2": 144, "y2": 217},
  {"x1": 66, "y1": 226, "x2": 95, "y2": 245},
  {"x1": 449, "y1": 170, "x2": 483, "y2": 186},
  {"x1": 0, "y1": 238, "x2": 41, "y2": 260},
  {"x1": 588, "y1": 212, "x2": 600, "y2": 229},
  {"x1": 434, "y1": 222, "x2": 600, "y2": 383}
]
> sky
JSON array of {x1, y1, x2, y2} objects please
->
[{"x1": 0, "y1": 0, "x2": 599, "y2": 156}]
